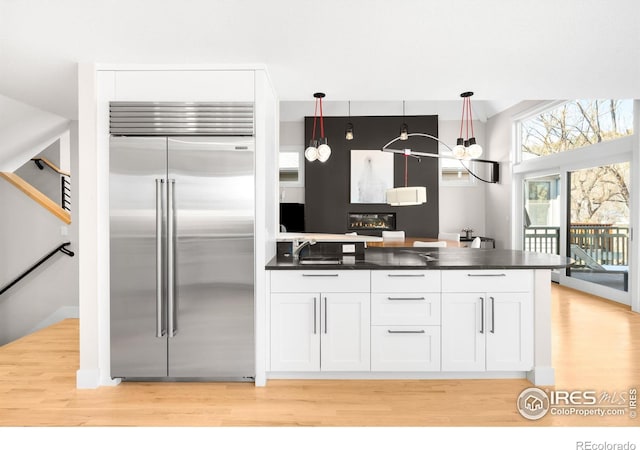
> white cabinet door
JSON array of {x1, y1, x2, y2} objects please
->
[
  {"x1": 485, "y1": 292, "x2": 533, "y2": 371},
  {"x1": 320, "y1": 293, "x2": 370, "y2": 371},
  {"x1": 441, "y1": 293, "x2": 486, "y2": 371},
  {"x1": 442, "y1": 292, "x2": 534, "y2": 372},
  {"x1": 114, "y1": 70, "x2": 255, "y2": 102},
  {"x1": 270, "y1": 293, "x2": 320, "y2": 371},
  {"x1": 371, "y1": 326, "x2": 441, "y2": 371}
]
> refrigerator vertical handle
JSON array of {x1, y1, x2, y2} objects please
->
[
  {"x1": 155, "y1": 179, "x2": 165, "y2": 338},
  {"x1": 168, "y1": 179, "x2": 177, "y2": 337}
]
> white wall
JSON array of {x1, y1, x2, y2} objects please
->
[
  {"x1": 438, "y1": 120, "x2": 486, "y2": 237},
  {"x1": 15, "y1": 140, "x2": 61, "y2": 204},
  {"x1": 0, "y1": 123, "x2": 79, "y2": 345},
  {"x1": 485, "y1": 101, "x2": 543, "y2": 249},
  {"x1": 0, "y1": 94, "x2": 70, "y2": 172},
  {"x1": 278, "y1": 121, "x2": 305, "y2": 204}
]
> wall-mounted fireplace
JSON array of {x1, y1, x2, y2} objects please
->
[{"x1": 348, "y1": 213, "x2": 396, "y2": 231}]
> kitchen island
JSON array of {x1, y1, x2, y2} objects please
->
[{"x1": 263, "y1": 247, "x2": 571, "y2": 387}]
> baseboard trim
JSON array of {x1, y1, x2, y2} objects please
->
[
  {"x1": 527, "y1": 366, "x2": 556, "y2": 386},
  {"x1": 76, "y1": 368, "x2": 100, "y2": 389},
  {"x1": 267, "y1": 371, "x2": 528, "y2": 380},
  {"x1": 29, "y1": 306, "x2": 79, "y2": 335},
  {"x1": 76, "y1": 369, "x2": 121, "y2": 389}
]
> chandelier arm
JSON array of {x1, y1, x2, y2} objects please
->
[
  {"x1": 381, "y1": 132, "x2": 498, "y2": 184},
  {"x1": 458, "y1": 159, "x2": 496, "y2": 184}
]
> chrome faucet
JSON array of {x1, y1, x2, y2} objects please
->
[{"x1": 291, "y1": 239, "x2": 317, "y2": 260}]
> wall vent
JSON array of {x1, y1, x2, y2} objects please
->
[{"x1": 109, "y1": 102, "x2": 254, "y2": 136}]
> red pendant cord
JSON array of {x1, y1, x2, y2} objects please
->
[
  {"x1": 404, "y1": 154, "x2": 408, "y2": 187},
  {"x1": 464, "y1": 97, "x2": 469, "y2": 141},
  {"x1": 311, "y1": 98, "x2": 318, "y2": 141},
  {"x1": 459, "y1": 97, "x2": 466, "y2": 139},
  {"x1": 468, "y1": 97, "x2": 475, "y2": 137},
  {"x1": 319, "y1": 97, "x2": 325, "y2": 138}
]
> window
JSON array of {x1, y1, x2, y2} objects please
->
[
  {"x1": 440, "y1": 157, "x2": 476, "y2": 185},
  {"x1": 279, "y1": 146, "x2": 304, "y2": 186},
  {"x1": 518, "y1": 99, "x2": 633, "y2": 161},
  {"x1": 567, "y1": 162, "x2": 630, "y2": 292}
]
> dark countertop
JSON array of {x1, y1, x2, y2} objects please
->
[{"x1": 266, "y1": 247, "x2": 573, "y2": 270}]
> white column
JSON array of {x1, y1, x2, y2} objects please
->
[
  {"x1": 631, "y1": 100, "x2": 640, "y2": 313},
  {"x1": 76, "y1": 63, "x2": 100, "y2": 388},
  {"x1": 527, "y1": 269, "x2": 555, "y2": 386}
]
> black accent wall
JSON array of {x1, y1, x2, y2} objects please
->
[{"x1": 304, "y1": 115, "x2": 439, "y2": 237}]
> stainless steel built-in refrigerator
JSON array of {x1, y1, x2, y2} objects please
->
[{"x1": 109, "y1": 102, "x2": 255, "y2": 380}]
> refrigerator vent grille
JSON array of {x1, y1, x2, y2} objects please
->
[{"x1": 109, "y1": 102, "x2": 254, "y2": 136}]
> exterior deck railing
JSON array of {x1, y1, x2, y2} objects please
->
[{"x1": 524, "y1": 224, "x2": 629, "y2": 266}]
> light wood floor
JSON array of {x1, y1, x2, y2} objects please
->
[{"x1": 0, "y1": 284, "x2": 638, "y2": 427}]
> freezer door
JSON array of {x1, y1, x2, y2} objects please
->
[
  {"x1": 110, "y1": 136, "x2": 168, "y2": 378},
  {"x1": 167, "y1": 136, "x2": 255, "y2": 379}
]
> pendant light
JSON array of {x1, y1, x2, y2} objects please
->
[
  {"x1": 385, "y1": 149, "x2": 427, "y2": 206},
  {"x1": 452, "y1": 91, "x2": 483, "y2": 160},
  {"x1": 315, "y1": 92, "x2": 332, "y2": 162},
  {"x1": 345, "y1": 101, "x2": 354, "y2": 140},
  {"x1": 304, "y1": 95, "x2": 320, "y2": 161},
  {"x1": 399, "y1": 100, "x2": 409, "y2": 140}
]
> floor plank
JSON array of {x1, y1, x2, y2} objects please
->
[{"x1": 0, "y1": 284, "x2": 638, "y2": 427}]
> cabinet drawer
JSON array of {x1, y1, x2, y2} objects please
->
[
  {"x1": 270, "y1": 270, "x2": 370, "y2": 293},
  {"x1": 371, "y1": 293, "x2": 440, "y2": 325},
  {"x1": 371, "y1": 326, "x2": 441, "y2": 371},
  {"x1": 371, "y1": 270, "x2": 440, "y2": 293},
  {"x1": 441, "y1": 270, "x2": 532, "y2": 293}
]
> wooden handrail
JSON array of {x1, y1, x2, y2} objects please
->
[
  {"x1": 0, "y1": 172, "x2": 71, "y2": 224},
  {"x1": 32, "y1": 158, "x2": 71, "y2": 178}
]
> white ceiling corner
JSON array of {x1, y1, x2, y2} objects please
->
[{"x1": 0, "y1": 0, "x2": 638, "y2": 120}]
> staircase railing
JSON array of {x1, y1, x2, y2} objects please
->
[
  {"x1": 0, "y1": 242, "x2": 75, "y2": 296},
  {"x1": 61, "y1": 176, "x2": 71, "y2": 211},
  {"x1": 32, "y1": 158, "x2": 71, "y2": 212}
]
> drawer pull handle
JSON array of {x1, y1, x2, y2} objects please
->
[
  {"x1": 387, "y1": 274, "x2": 425, "y2": 278},
  {"x1": 302, "y1": 274, "x2": 339, "y2": 277},
  {"x1": 387, "y1": 330, "x2": 425, "y2": 334},
  {"x1": 490, "y1": 296, "x2": 495, "y2": 334},
  {"x1": 387, "y1": 296, "x2": 425, "y2": 301},
  {"x1": 324, "y1": 297, "x2": 328, "y2": 334},
  {"x1": 467, "y1": 273, "x2": 506, "y2": 277}
]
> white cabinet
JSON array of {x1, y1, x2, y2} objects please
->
[
  {"x1": 270, "y1": 271, "x2": 370, "y2": 372},
  {"x1": 320, "y1": 293, "x2": 370, "y2": 371},
  {"x1": 441, "y1": 270, "x2": 534, "y2": 372},
  {"x1": 371, "y1": 325, "x2": 440, "y2": 371},
  {"x1": 114, "y1": 70, "x2": 255, "y2": 102},
  {"x1": 370, "y1": 271, "x2": 441, "y2": 371},
  {"x1": 269, "y1": 268, "x2": 536, "y2": 377},
  {"x1": 270, "y1": 293, "x2": 320, "y2": 371},
  {"x1": 441, "y1": 293, "x2": 485, "y2": 371}
]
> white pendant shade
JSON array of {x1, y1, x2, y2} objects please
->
[
  {"x1": 386, "y1": 186, "x2": 427, "y2": 206},
  {"x1": 317, "y1": 143, "x2": 331, "y2": 162},
  {"x1": 468, "y1": 143, "x2": 483, "y2": 158},
  {"x1": 305, "y1": 145, "x2": 318, "y2": 162}
]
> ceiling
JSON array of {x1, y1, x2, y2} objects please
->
[{"x1": 1, "y1": 0, "x2": 639, "y2": 120}]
